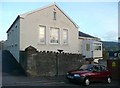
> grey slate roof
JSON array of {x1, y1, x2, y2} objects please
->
[{"x1": 79, "y1": 31, "x2": 95, "y2": 38}]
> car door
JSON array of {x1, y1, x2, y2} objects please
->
[
  {"x1": 90, "y1": 65, "x2": 102, "y2": 81},
  {"x1": 99, "y1": 66, "x2": 109, "y2": 80}
]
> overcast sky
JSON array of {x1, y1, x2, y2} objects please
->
[{"x1": 0, "y1": 1, "x2": 119, "y2": 42}]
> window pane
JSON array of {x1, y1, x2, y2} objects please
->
[
  {"x1": 63, "y1": 29, "x2": 68, "y2": 44},
  {"x1": 95, "y1": 46, "x2": 101, "y2": 50},
  {"x1": 50, "y1": 28, "x2": 59, "y2": 44},
  {"x1": 86, "y1": 43, "x2": 90, "y2": 51},
  {"x1": 53, "y1": 9, "x2": 56, "y2": 20},
  {"x1": 39, "y1": 26, "x2": 45, "y2": 43},
  {"x1": 53, "y1": 12, "x2": 56, "y2": 20},
  {"x1": 94, "y1": 43, "x2": 101, "y2": 50}
]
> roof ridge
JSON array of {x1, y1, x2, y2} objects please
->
[
  {"x1": 79, "y1": 31, "x2": 101, "y2": 41},
  {"x1": 20, "y1": 3, "x2": 56, "y2": 18},
  {"x1": 79, "y1": 31, "x2": 94, "y2": 37},
  {"x1": 55, "y1": 4, "x2": 79, "y2": 28},
  {"x1": 20, "y1": 3, "x2": 79, "y2": 28}
]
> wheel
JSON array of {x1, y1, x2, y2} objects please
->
[
  {"x1": 106, "y1": 77, "x2": 111, "y2": 84},
  {"x1": 83, "y1": 78, "x2": 90, "y2": 86}
]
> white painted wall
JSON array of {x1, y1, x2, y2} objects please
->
[
  {"x1": 93, "y1": 41, "x2": 102, "y2": 58},
  {"x1": 79, "y1": 38, "x2": 102, "y2": 59},
  {"x1": 20, "y1": 5, "x2": 79, "y2": 54},
  {"x1": 82, "y1": 39, "x2": 93, "y2": 58}
]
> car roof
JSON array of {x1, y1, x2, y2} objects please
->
[{"x1": 93, "y1": 64, "x2": 106, "y2": 67}]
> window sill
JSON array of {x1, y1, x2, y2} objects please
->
[
  {"x1": 50, "y1": 43, "x2": 59, "y2": 45},
  {"x1": 38, "y1": 43, "x2": 46, "y2": 45}
]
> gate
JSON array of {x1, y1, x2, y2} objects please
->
[{"x1": 107, "y1": 59, "x2": 120, "y2": 80}]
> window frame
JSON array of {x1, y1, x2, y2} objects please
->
[
  {"x1": 38, "y1": 25, "x2": 46, "y2": 44},
  {"x1": 63, "y1": 29, "x2": 68, "y2": 45},
  {"x1": 94, "y1": 43, "x2": 102, "y2": 51},
  {"x1": 49, "y1": 27, "x2": 60, "y2": 44}
]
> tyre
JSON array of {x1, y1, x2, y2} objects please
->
[
  {"x1": 106, "y1": 77, "x2": 111, "y2": 84},
  {"x1": 83, "y1": 78, "x2": 90, "y2": 86}
]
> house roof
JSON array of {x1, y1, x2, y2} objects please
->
[
  {"x1": 79, "y1": 31, "x2": 95, "y2": 38},
  {"x1": 7, "y1": 3, "x2": 79, "y2": 33},
  {"x1": 79, "y1": 31, "x2": 101, "y2": 41},
  {"x1": 7, "y1": 15, "x2": 20, "y2": 33},
  {"x1": 20, "y1": 3, "x2": 79, "y2": 28}
]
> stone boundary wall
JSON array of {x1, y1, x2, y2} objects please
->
[{"x1": 20, "y1": 46, "x2": 83, "y2": 76}]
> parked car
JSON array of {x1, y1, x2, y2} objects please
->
[{"x1": 66, "y1": 64, "x2": 111, "y2": 86}]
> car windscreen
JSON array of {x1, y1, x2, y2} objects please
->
[{"x1": 79, "y1": 64, "x2": 93, "y2": 71}]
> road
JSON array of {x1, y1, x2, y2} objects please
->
[{"x1": 2, "y1": 73, "x2": 119, "y2": 88}]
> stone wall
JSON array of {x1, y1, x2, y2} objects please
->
[{"x1": 20, "y1": 46, "x2": 83, "y2": 76}]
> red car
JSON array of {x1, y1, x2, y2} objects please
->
[{"x1": 66, "y1": 64, "x2": 111, "y2": 86}]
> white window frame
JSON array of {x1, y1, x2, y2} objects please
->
[
  {"x1": 63, "y1": 29, "x2": 68, "y2": 45},
  {"x1": 38, "y1": 25, "x2": 46, "y2": 44},
  {"x1": 94, "y1": 43, "x2": 102, "y2": 51},
  {"x1": 50, "y1": 27, "x2": 60, "y2": 44}
]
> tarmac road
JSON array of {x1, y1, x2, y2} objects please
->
[{"x1": 2, "y1": 73, "x2": 119, "y2": 88}]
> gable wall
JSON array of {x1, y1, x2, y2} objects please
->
[{"x1": 20, "y1": 5, "x2": 79, "y2": 54}]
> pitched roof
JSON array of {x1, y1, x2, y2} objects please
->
[
  {"x1": 20, "y1": 3, "x2": 79, "y2": 28},
  {"x1": 79, "y1": 31, "x2": 95, "y2": 38},
  {"x1": 7, "y1": 15, "x2": 20, "y2": 33},
  {"x1": 20, "y1": 3, "x2": 55, "y2": 18}
]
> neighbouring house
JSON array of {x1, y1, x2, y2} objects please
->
[
  {"x1": 78, "y1": 31, "x2": 102, "y2": 63},
  {"x1": 5, "y1": 4, "x2": 102, "y2": 63}
]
